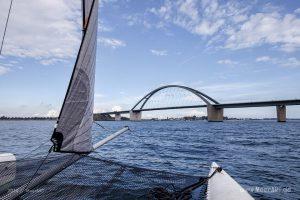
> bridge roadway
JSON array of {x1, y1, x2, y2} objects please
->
[{"x1": 99, "y1": 99, "x2": 300, "y2": 115}]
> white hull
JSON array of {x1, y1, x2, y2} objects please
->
[
  {"x1": 0, "y1": 153, "x2": 16, "y2": 186},
  {"x1": 207, "y1": 162, "x2": 254, "y2": 200}
]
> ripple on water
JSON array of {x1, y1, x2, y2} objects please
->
[{"x1": 0, "y1": 120, "x2": 299, "y2": 199}]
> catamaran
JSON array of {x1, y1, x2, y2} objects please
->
[{"x1": 0, "y1": 0, "x2": 254, "y2": 199}]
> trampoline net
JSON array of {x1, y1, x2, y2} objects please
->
[{"x1": 0, "y1": 151, "x2": 206, "y2": 200}]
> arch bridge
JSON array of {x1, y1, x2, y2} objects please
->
[{"x1": 99, "y1": 85, "x2": 300, "y2": 122}]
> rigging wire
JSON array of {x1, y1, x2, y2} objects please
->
[
  {"x1": 0, "y1": 0, "x2": 14, "y2": 56},
  {"x1": 94, "y1": 121, "x2": 113, "y2": 131},
  {"x1": 23, "y1": 150, "x2": 52, "y2": 193}
]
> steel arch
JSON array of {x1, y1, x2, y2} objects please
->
[{"x1": 131, "y1": 85, "x2": 219, "y2": 111}]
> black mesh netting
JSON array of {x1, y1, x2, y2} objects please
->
[{"x1": 0, "y1": 153, "x2": 206, "y2": 200}]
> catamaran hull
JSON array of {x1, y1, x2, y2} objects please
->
[
  {"x1": 0, "y1": 153, "x2": 15, "y2": 186},
  {"x1": 206, "y1": 162, "x2": 254, "y2": 200}
]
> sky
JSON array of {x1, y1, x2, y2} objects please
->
[{"x1": 0, "y1": 0, "x2": 300, "y2": 118}]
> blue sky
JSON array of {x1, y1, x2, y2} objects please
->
[{"x1": 0, "y1": 0, "x2": 299, "y2": 118}]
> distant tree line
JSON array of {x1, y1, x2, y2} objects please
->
[
  {"x1": 1, "y1": 115, "x2": 296, "y2": 121},
  {"x1": 0, "y1": 116, "x2": 57, "y2": 120}
]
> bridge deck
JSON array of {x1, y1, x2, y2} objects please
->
[{"x1": 99, "y1": 99, "x2": 300, "y2": 115}]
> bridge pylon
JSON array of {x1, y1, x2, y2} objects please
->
[
  {"x1": 130, "y1": 111, "x2": 142, "y2": 121},
  {"x1": 115, "y1": 113, "x2": 121, "y2": 121},
  {"x1": 276, "y1": 105, "x2": 286, "y2": 122},
  {"x1": 207, "y1": 105, "x2": 224, "y2": 122}
]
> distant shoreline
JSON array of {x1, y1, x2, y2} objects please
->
[
  {"x1": 0, "y1": 116, "x2": 57, "y2": 120},
  {"x1": 1, "y1": 116, "x2": 299, "y2": 121}
]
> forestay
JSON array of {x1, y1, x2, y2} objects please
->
[{"x1": 51, "y1": 0, "x2": 98, "y2": 153}]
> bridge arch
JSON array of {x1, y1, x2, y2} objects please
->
[{"x1": 131, "y1": 85, "x2": 219, "y2": 111}]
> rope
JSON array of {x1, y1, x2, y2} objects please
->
[
  {"x1": 0, "y1": 0, "x2": 14, "y2": 55},
  {"x1": 146, "y1": 167, "x2": 222, "y2": 200},
  {"x1": 20, "y1": 140, "x2": 50, "y2": 160},
  {"x1": 23, "y1": 150, "x2": 52, "y2": 193}
]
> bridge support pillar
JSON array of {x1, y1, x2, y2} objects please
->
[
  {"x1": 130, "y1": 111, "x2": 142, "y2": 121},
  {"x1": 276, "y1": 105, "x2": 286, "y2": 122},
  {"x1": 207, "y1": 105, "x2": 223, "y2": 122},
  {"x1": 115, "y1": 113, "x2": 121, "y2": 121}
]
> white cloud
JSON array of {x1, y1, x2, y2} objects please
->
[
  {"x1": 98, "y1": 20, "x2": 113, "y2": 32},
  {"x1": 0, "y1": 66, "x2": 10, "y2": 75},
  {"x1": 279, "y1": 57, "x2": 300, "y2": 68},
  {"x1": 256, "y1": 56, "x2": 300, "y2": 68},
  {"x1": 178, "y1": 0, "x2": 199, "y2": 21},
  {"x1": 112, "y1": 105, "x2": 122, "y2": 111},
  {"x1": 150, "y1": 49, "x2": 168, "y2": 56},
  {"x1": 194, "y1": 19, "x2": 224, "y2": 35},
  {"x1": 232, "y1": 15, "x2": 248, "y2": 23},
  {"x1": 150, "y1": 1, "x2": 300, "y2": 52},
  {"x1": 39, "y1": 58, "x2": 65, "y2": 66},
  {"x1": 99, "y1": 0, "x2": 118, "y2": 8},
  {"x1": 217, "y1": 59, "x2": 238, "y2": 65},
  {"x1": 0, "y1": 0, "x2": 82, "y2": 65},
  {"x1": 150, "y1": 0, "x2": 249, "y2": 36},
  {"x1": 122, "y1": 13, "x2": 154, "y2": 29},
  {"x1": 256, "y1": 56, "x2": 271, "y2": 62},
  {"x1": 225, "y1": 12, "x2": 300, "y2": 52},
  {"x1": 98, "y1": 37, "x2": 126, "y2": 49},
  {"x1": 46, "y1": 109, "x2": 58, "y2": 117}
]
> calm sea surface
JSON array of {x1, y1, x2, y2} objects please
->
[{"x1": 0, "y1": 120, "x2": 299, "y2": 199}]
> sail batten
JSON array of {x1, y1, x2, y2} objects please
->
[{"x1": 51, "y1": 0, "x2": 98, "y2": 153}]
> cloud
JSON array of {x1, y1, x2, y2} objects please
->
[
  {"x1": 280, "y1": 57, "x2": 300, "y2": 68},
  {"x1": 98, "y1": 20, "x2": 113, "y2": 32},
  {"x1": 39, "y1": 58, "x2": 65, "y2": 66},
  {"x1": 256, "y1": 56, "x2": 300, "y2": 68},
  {"x1": 98, "y1": 37, "x2": 126, "y2": 49},
  {"x1": 0, "y1": 0, "x2": 82, "y2": 65},
  {"x1": 150, "y1": 49, "x2": 168, "y2": 56},
  {"x1": 99, "y1": 0, "x2": 118, "y2": 8},
  {"x1": 256, "y1": 56, "x2": 271, "y2": 62},
  {"x1": 46, "y1": 109, "x2": 58, "y2": 117},
  {"x1": 217, "y1": 59, "x2": 238, "y2": 65},
  {"x1": 225, "y1": 12, "x2": 300, "y2": 52},
  {"x1": 149, "y1": 1, "x2": 300, "y2": 52},
  {"x1": 150, "y1": 0, "x2": 249, "y2": 36},
  {"x1": 0, "y1": 66, "x2": 10, "y2": 75},
  {"x1": 122, "y1": 13, "x2": 154, "y2": 29},
  {"x1": 295, "y1": 8, "x2": 300, "y2": 14},
  {"x1": 112, "y1": 105, "x2": 122, "y2": 111}
]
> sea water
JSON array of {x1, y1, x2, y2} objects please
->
[{"x1": 0, "y1": 120, "x2": 299, "y2": 199}]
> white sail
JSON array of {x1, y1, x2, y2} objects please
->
[{"x1": 51, "y1": 0, "x2": 98, "y2": 153}]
